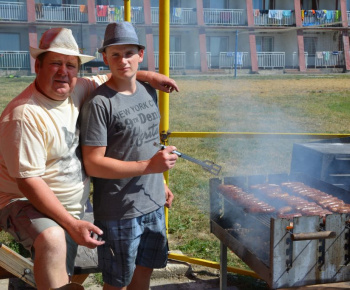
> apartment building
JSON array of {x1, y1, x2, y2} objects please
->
[{"x1": 0, "y1": 0, "x2": 349, "y2": 74}]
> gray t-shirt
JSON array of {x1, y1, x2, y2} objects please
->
[{"x1": 79, "y1": 81, "x2": 165, "y2": 220}]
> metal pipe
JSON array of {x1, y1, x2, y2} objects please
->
[
  {"x1": 124, "y1": 0, "x2": 131, "y2": 22},
  {"x1": 168, "y1": 132, "x2": 350, "y2": 139}
]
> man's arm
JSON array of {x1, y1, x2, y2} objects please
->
[
  {"x1": 136, "y1": 71, "x2": 179, "y2": 93},
  {"x1": 16, "y1": 177, "x2": 104, "y2": 249},
  {"x1": 82, "y1": 145, "x2": 178, "y2": 179}
]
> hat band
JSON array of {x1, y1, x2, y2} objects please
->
[{"x1": 103, "y1": 36, "x2": 140, "y2": 47}]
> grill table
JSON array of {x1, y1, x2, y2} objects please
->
[{"x1": 210, "y1": 173, "x2": 350, "y2": 290}]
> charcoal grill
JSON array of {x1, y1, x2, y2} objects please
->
[{"x1": 210, "y1": 173, "x2": 350, "y2": 289}]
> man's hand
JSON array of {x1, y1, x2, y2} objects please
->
[
  {"x1": 147, "y1": 146, "x2": 178, "y2": 174},
  {"x1": 149, "y1": 73, "x2": 179, "y2": 93},
  {"x1": 136, "y1": 71, "x2": 179, "y2": 93},
  {"x1": 164, "y1": 182, "x2": 174, "y2": 208},
  {"x1": 68, "y1": 219, "x2": 105, "y2": 249}
]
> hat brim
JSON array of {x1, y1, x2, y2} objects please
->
[
  {"x1": 30, "y1": 46, "x2": 95, "y2": 65},
  {"x1": 98, "y1": 43, "x2": 145, "y2": 53}
]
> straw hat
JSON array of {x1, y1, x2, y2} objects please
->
[
  {"x1": 98, "y1": 21, "x2": 145, "y2": 53},
  {"x1": 29, "y1": 27, "x2": 95, "y2": 64}
]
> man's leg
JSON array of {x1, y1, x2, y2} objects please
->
[
  {"x1": 33, "y1": 225, "x2": 69, "y2": 289},
  {"x1": 127, "y1": 265, "x2": 153, "y2": 290}
]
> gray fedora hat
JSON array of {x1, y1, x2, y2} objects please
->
[{"x1": 98, "y1": 21, "x2": 145, "y2": 53}]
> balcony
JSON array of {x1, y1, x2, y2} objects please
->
[
  {"x1": 35, "y1": 4, "x2": 88, "y2": 23},
  {"x1": 302, "y1": 10, "x2": 341, "y2": 27},
  {"x1": 292, "y1": 51, "x2": 309, "y2": 68},
  {"x1": 254, "y1": 10, "x2": 295, "y2": 26},
  {"x1": 257, "y1": 52, "x2": 285, "y2": 69},
  {"x1": 154, "y1": 52, "x2": 186, "y2": 70},
  {"x1": 314, "y1": 51, "x2": 344, "y2": 68},
  {"x1": 194, "y1": 52, "x2": 211, "y2": 69},
  {"x1": 96, "y1": 5, "x2": 144, "y2": 24},
  {"x1": 203, "y1": 8, "x2": 245, "y2": 26},
  {"x1": 219, "y1": 52, "x2": 249, "y2": 68},
  {"x1": 0, "y1": 1, "x2": 27, "y2": 21},
  {"x1": 0, "y1": 51, "x2": 30, "y2": 70},
  {"x1": 151, "y1": 7, "x2": 196, "y2": 25}
]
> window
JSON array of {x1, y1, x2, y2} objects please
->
[
  {"x1": 253, "y1": 0, "x2": 274, "y2": 9},
  {"x1": 0, "y1": 33, "x2": 20, "y2": 51},
  {"x1": 206, "y1": 36, "x2": 228, "y2": 56},
  {"x1": 256, "y1": 36, "x2": 274, "y2": 52},
  {"x1": 153, "y1": 35, "x2": 181, "y2": 52},
  {"x1": 304, "y1": 37, "x2": 317, "y2": 56},
  {"x1": 301, "y1": 0, "x2": 319, "y2": 10},
  {"x1": 203, "y1": 0, "x2": 227, "y2": 9}
]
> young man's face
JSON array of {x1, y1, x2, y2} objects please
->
[
  {"x1": 103, "y1": 44, "x2": 143, "y2": 80},
  {"x1": 35, "y1": 52, "x2": 79, "y2": 101}
]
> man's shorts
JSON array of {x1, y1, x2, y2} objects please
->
[
  {"x1": 0, "y1": 200, "x2": 78, "y2": 276},
  {"x1": 95, "y1": 206, "x2": 168, "y2": 287}
]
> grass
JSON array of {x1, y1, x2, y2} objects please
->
[{"x1": 1, "y1": 73, "x2": 350, "y2": 288}]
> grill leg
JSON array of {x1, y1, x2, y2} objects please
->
[{"x1": 220, "y1": 241, "x2": 227, "y2": 290}]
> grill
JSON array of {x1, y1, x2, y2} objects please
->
[{"x1": 210, "y1": 173, "x2": 350, "y2": 289}]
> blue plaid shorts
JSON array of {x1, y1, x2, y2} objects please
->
[{"x1": 95, "y1": 207, "x2": 168, "y2": 287}]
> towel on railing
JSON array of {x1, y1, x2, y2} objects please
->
[
  {"x1": 323, "y1": 51, "x2": 330, "y2": 61},
  {"x1": 254, "y1": 9, "x2": 260, "y2": 16},
  {"x1": 97, "y1": 5, "x2": 108, "y2": 17},
  {"x1": 282, "y1": 10, "x2": 292, "y2": 18},
  {"x1": 236, "y1": 52, "x2": 243, "y2": 65},
  {"x1": 268, "y1": 10, "x2": 283, "y2": 20},
  {"x1": 325, "y1": 10, "x2": 333, "y2": 20},
  {"x1": 80, "y1": 5, "x2": 88, "y2": 13},
  {"x1": 315, "y1": 10, "x2": 325, "y2": 20},
  {"x1": 35, "y1": 3, "x2": 43, "y2": 18},
  {"x1": 173, "y1": 8, "x2": 182, "y2": 18}
]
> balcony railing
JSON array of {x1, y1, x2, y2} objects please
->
[
  {"x1": 292, "y1": 51, "x2": 309, "y2": 68},
  {"x1": 254, "y1": 10, "x2": 295, "y2": 26},
  {"x1": 194, "y1": 52, "x2": 211, "y2": 69},
  {"x1": 315, "y1": 51, "x2": 344, "y2": 68},
  {"x1": 219, "y1": 52, "x2": 249, "y2": 68},
  {"x1": 257, "y1": 52, "x2": 285, "y2": 68},
  {"x1": 0, "y1": 1, "x2": 27, "y2": 21},
  {"x1": 36, "y1": 4, "x2": 88, "y2": 23},
  {"x1": 151, "y1": 7, "x2": 196, "y2": 25},
  {"x1": 0, "y1": 51, "x2": 30, "y2": 70},
  {"x1": 204, "y1": 8, "x2": 244, "y2": 26},
  {"x1": 154, "y1": 52, "x2": 186, "y2": 70},
  {"x1": 96, "y1": 5, "x2": 144, "y2": 23},
  {"x1": 302, "y1": 10, "x2": 341, "y2": 27}
]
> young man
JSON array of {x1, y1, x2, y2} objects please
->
[
  {"x1": 0, "y1": 27, "x2": 178, "y2": 290},
  {"x1": 79, "y1": 22, "x2": 178, "y2": 290}
]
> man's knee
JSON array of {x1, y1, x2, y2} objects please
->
[{"x1": 34, "y1": 226, "x2": 66, "y2": 254}]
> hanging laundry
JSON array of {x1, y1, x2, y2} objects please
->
[
  {"x1": 97, "y1": 5, "x2": 108, "y2": 17},
  {"x1": 335, "y1": 10, "x2": 341, "y2": 21},
  {"x1": 323, "y1": 51, "x2": 330, "y2": 61},
  {"x1": 301, "y1": 10, "x2": 304, "y2": 21},
  {"x1": 254, "y1": 9, "x2": 260, "y2": 17},
  {"x1": 236, "y1": 52, "x2": 243, "y2": 66},
  {"x1": 108, "y1": 6, "x2": 115, "y2": 22},
  {"x1": 316, "y1": 52, "x2": 323, "y2": 59},
  {"x1": 226, "y1": 52, "x2": 234, "y2": 57},
  {"x1": 315, "y1": 10, "x2": 325, "y2": 20},
  {"x1": 282, "y1": 10, "x2": 292, "y2": 18},
  {"x1": 325, "y1": 10, "x2": 333, "y2": 21},
  {"x1": 80, "y1": 5, "x2": 88, "y2": 13},
  {"x1": 268, "y1": 10, "x2": 283, "y2": 20},
  {"x1": 173, "y1": 8, "x2": 182, "y2": 18}
]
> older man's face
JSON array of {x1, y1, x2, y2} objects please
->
[{"x1": 35, "y1": 52, "x2": 79, "y2": 101}]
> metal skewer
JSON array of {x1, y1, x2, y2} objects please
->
[{"x1": 154, "y1": 142, "x2": 222, "y2": 176}]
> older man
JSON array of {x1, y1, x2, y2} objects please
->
[{"x1": 0, "y1": 27, "x2": 178, "y2": 290}]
